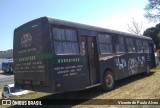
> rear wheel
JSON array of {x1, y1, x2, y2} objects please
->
[{"x1": 101, "y1": 70, "x2": 115, "y2": 91}]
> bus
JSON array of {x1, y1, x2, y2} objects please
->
[{"x1": 13, "y1": 17, "x2": 156, "y2": 93}]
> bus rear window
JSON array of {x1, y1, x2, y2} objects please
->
[{"x1": 52, "y1": 27, "x2": 79, "y2": 54}]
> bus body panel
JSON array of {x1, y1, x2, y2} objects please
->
[
  {"x1": 52, "y1": 29, "x2": 100, "y2": 93},
  {"x1": 13, "y1": 17, "x2": 156, "y2": 93},
  {"x1": 52, "y1": 55, "x2": 89, "y2": 92},
  {"x1": 99, "y1": 53, "x2": 149, "y2": 82},
  {"x1": 14, "y1": 17, "x2": 54, "y2": 92}
]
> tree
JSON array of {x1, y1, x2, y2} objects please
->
[
  {"x1": 127, "y1": 18, "x2": 143, "y2": 35},
  {"x1": 144, "y1": 0, "x2": 160, "y2": 22},
  {"x1": 143, "y1": 25, "x2": 160, "y2": 49},
  {"x1": 155, "y1": 23, "x2": 160, "y2": 30},
  {"x1": 0, "y1": 49, "x2": 13, "y2": 58}
]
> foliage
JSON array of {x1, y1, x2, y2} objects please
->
[
  {"x1": 0, "y1": 49, "x2": 13, "y2": 58},
  {"x1": 144, "y1": 0, "x2": 160, "y2": 22},
  {"x1": 143, "y1": 23, "x2": 160, "y2": 49}
]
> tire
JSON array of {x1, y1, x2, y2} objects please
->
[
  {"x1": 101, "y1": 70, "x2": 115, "y2": 91},
  {"x1": 146, "y1": 64, "x2": 150, "y2": 75}
]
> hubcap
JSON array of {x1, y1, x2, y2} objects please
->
[{"x1": 106, "y1": 74, "x2": 113, "y2": 88}]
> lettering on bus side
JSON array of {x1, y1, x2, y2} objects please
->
[
  {"x1": 53, "y1": 57, "x2": 84, "y2": 78},
  {"x1": 115, "y1": 55, "x2": 145, "y2": 75},
  {"x1": 14, "y1": 54, "x2": 53, "y2": 73},
  {"x1": 54, "y1": 65, "x2": 83, "y2": 78},
  {"x1": 14, "y1": 61, "x2": 45, "y2": 73},
  {"x1": 56, "y1": 58, "x2": 80, "y2": 64}
]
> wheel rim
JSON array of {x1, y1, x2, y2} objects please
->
[{"x1": 105, "y1": 74, "x2": 113, "y2": 88}]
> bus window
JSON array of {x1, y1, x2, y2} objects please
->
[
  {"x1": 98, "y1": 34, "x2": 113, "y2": 54},
  {"x1": 143, "y1": 41, "x2": 149, "y2": 53},
  {"x1": 126, "y1": 38, "x2": 136, "y2": 53},
  {"x1": 53, "y1": 28, "x2": 65, "y2": 40},
  {"x1": 53, "y1": 28, "x2": 79, "y2": 54},
  {"x1": 135, "y1": 39, "x2": 143, "y2": 53},
  {"x1": 65, "y1": 29, "x2": 77, "y2": 41},
  {"x1": 115, "y1": 36, "x2": 125, "y2": 53}
]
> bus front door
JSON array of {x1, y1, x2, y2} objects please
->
[{"x1": 81, "y1": 36, "x2": 99, "y2": 85}]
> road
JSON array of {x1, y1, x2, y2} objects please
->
[{"x1": 0, "y1": 73, "x2": 14, "y2": 86}]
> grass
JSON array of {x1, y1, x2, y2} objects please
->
[
  {"x1": 1, "y1": 65, "x2": 160, "y2": 108},
  {"x1": 9, "y1": 91, "x2": 51, "y2": 99},
  {"x1": 151, "y1": 65, "x2": 160, "y2": 72},
  {"x1": 73, "y1": 65, "x2": 160, "y2": 108}
]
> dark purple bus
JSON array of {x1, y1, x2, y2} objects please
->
[{"x1": 13, "y1": 17, "x2": 156, "y2": 93}]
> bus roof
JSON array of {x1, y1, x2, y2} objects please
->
[
  {"x1": 47, "y1": 17, "x2": 151, "y2": 40},
  {"x1": 15, "y1": 16, "x2": 151, "y2": 40}
]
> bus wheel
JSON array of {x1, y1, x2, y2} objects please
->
[
  {"x1": 101, "y1": 70, "x2": 115, "y2": 91},
  {"x1": 146, "y1": 65, "x2": 150, "y2": 75}
]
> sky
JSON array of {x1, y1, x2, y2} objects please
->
[{"x1": 0, "y1": 0, "x2": 156, "y2": 51}]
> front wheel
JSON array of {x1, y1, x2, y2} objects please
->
[{"x1": 101, "y1": 70, "x2": 115, "y2": 91}]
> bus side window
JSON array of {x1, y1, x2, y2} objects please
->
[
  {"x1": 143, "y1": 41, "x2": 149, "y2": 53},
  {"x1": 135, "y1": 39, "x2": 143, "y2": 53},
  {"x1": 115, "y1": 36, "x2": 125, "y2": 53},
  {"x1": 98, "y1": 34, "x2": 113, "y2": 54},
  {"x1": 53, "y1": 27, "x2": 79, "y2": 54},
  {"x1": 126, "y1": 38, "x2": 136, "y2": 53}
]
